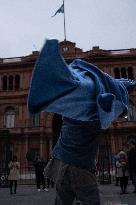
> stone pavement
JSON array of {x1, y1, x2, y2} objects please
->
[
  {"x1": 99, "y1": 182, "x2": 136, "y2": 205},
  {"x1": 0, "y1": 182, "x2": 136, "y2": 205}
]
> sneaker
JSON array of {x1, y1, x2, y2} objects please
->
[
  {"x1": 44, "y1": 188, "x2": 48, "y2": 192},
  {"x1": 76, "y1": 200, "x2": 81, "y2": 204},
  {"x1": 37, "y1": 189, "x2": 41, "y2": 192},
  {"x1": 123, "y1": 191, "x2": 128, "y2": 194},
  {"x1": 120, "y1": 192, "x2": 124, "y2": 195}
]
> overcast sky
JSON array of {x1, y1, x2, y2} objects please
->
[{"x1": 0, "y1": 0, "x2": 136, "y2": 57}]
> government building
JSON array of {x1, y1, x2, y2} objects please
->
[{"x1": 0, "y1": 41, "x2": 136, "y2": 174}]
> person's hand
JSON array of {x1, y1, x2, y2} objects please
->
[
  {"x1": 121, "y1": 162, "x2": 126, "y2": 165},
  {"x1": 16, "y1": 163, "x2": 19, "y2": 168}
]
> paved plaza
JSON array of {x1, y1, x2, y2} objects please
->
[{"x1": 0, "y1": 182, "x2": 136, "y2": 205}]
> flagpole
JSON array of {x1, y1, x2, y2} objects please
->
[{"x1": 63, "y1": 0, "x2": 67, "y2": 40}]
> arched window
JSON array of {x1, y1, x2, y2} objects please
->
[
  {"x1": 4, "y1": 107, "x2": 15, "y2": 128},
  {"x1": 121, "y1": 67, "x2": 127, "y2": 78},
  {"x1": 15, "y1": 75, "x2": 20, "y2": 89},
  {"x1": 2, "y1": 76, "x2": 7, "y2": 90},
  {"x1": 32, "y1": 113, "x2": 40, "y2": 127},
  {"x1": 128, "y1": 67, "x2": 134, "y2": 80},
  {"x1": 8, "y1": 75, "x2": 13, "y2": 90},
  {"x1": 2, "y1": 143, "x2": 13, "y2": 165},
  {"x1": 114, "y1": 68, "x2": 120, "y2": 79}
]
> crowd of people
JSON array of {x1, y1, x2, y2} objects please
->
[{"x1": 8, "y1": 155, "x2": 54, "y2": 195}]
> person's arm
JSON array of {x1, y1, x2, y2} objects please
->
[
  {"x1": 9, "y1": 161, "x2": 14, "y2": 169},
  {"x1": 116, "y1": 79, "x2": 136, "y2": 89},
  {"x1": 28, "y1": 39, "x2": 136, "y2": 127},
  {"x1": 28, "y1": 39, "x2": 79, "y2": 115},
  {"x1": 116, "y1": 160, "x2": 122, "y2": 168},
  {"x1": 16, "y1": 162, "x2": 20, "y2": 169}
]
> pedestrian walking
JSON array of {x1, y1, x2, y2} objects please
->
[
  {"x1": 128, "y1": 139, "x2": 136, "y2": 193},
  {"x1": 28, "y1": 39, "x2": 136, "y2": 205},
  {"x1": 33, "y1": 155, "x2": 48, "y2": 192},
  {"x1": 8, "y1": 155, "x2": 20, "y2": 195},
  {"x1": 116, "y1": 151, "x2": 129, "y2": 194}
]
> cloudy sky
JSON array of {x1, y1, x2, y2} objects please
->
[{"x1": 0, "y1": 0, "x2": 136, "y2": 57}]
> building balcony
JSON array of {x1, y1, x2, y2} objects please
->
[
  {"x1": 0, "y1": 125, "x2": 52, "y2": 137},
  {"x1": 0, "y1": 89, "x2": 28, "y2": 97},
  {"x1": 9, "y1": 126, "x2": 48, "y2": 135}
]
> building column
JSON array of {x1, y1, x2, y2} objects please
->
[
  {"x1": 49, "y1": 138, "x2": 53, "y2": 158},
  {"x1": 40, "y1": 136, "x2": 43, "y2": 158},
  {"x1": 25, "y1": 136, "x2": 28, "y2": 166}
]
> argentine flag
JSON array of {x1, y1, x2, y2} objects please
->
[{"x1": 52, "y1": 3, "x2": 64, "y2": 17}]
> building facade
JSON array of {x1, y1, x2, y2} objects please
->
[{"x1": 0, "y1": 41, "x2": 136, "y2": 170}]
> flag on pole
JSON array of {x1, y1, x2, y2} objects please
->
[{"x1": 52, "y1": 3, "x2": 64, "y2": 17}]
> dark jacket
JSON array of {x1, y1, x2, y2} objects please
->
[
  {"x1": 128, "y1": 148, "x2": 136, "y2": 173},
  {"x1": 28, "y1": 39, "x2": 136, "y2": 129},
  {"x1": 33, "y1": 159, "x2": 47, "y2": 175},
  {"x1": 28, "y1": 39, "x2": 136, "y2": 169}
]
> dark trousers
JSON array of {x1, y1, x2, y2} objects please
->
[
  {"x1": 36, "y1": 173, "x2": 45, "y2": 189},
  {"x1": 47, "y1": 178, "x2": 55, "y2": 188},
  {"x1": 120, "y1": 176, "x2": 129, "y2": 193},
  {"x1": 9, "y1": 180, "x2": 17, "y2": 194},
  {"x1": 55, "y1": 165, "x2": 100, "y2": 205},
  {"x1": 115, "y1": 177, "x2": 120, "y2": 186},
  {"x1": 132, "y1": 173, "x2": 136, "y2": 192}
]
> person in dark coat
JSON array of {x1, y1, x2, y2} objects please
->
[
  {"x1": 33, "y1": 155, "x2": 48, "y2": 192},
  {"x1": 128, "y1": 139, "x2": 136, "y2": 193}
]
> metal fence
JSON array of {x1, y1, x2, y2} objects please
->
[
  {"x1": 19, "y1": 166, "x2": 35, "y2": 185},
  {"x1": 0, "y1": 168, "x2": 9, "y2": 187},
  {"x1": 0, "y1": 166, "x2": 36, "y2": 186},
  {"x1": 1, "y1": 134, "x2": 135, "y2": 186},
  {"x1": 0, "y1": 167, "x2": 117, "y2": 187}
]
